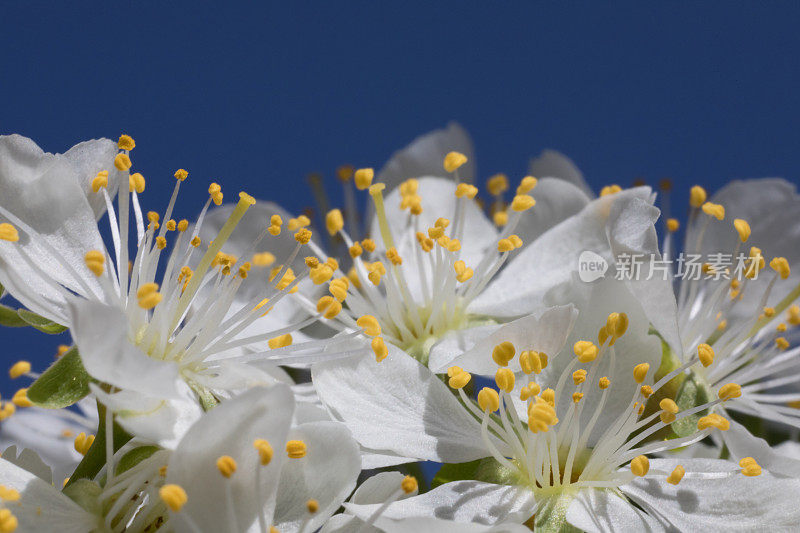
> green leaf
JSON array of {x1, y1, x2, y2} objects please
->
[
  {"x1": 534, "y1": 492, "x2": 581, "y2": 532},
  {"x1": 672, "y1": 372, "x2": 711, "y2": 438},
  {"x1": 0, "y1": 303, "x2": 27, "y2": 327},
  {"x1": 27, "y1": 346, "x2": 92, "y2": 408},
  {"x1": 115, "y1": 446, "x2": 160, "y2": 475},
  {"x1": 66, "y1": 402, "x2": 132, "y2": 488},
  {"x1": 16, "y1": 308, "x2": 67, "y2": 334}
]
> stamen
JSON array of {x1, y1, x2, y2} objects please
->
[
  {"x1": 159, "y1": 484, "x2": 188, "y2": 512},
  {"x1": 8, "y1": 361, "x2": 30, "y2": 379},
  {"x1": 286, "y1": 440, "x2": 307, "y2": 459},
  {"x1": 0, "y1": 223, "x2": 19, "y2": 242}
]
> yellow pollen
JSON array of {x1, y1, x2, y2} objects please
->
[
  {"x1": 517, "y1": 176, "x2": 538, "y2": 194},
  {"x1": 689, "y1": 185, "x2": 707, "y2": 207},
  {"x1": 600, "y1": 185, "x2": 622, "y2": 196},
  {"x1": 325, "y1": 209, "x2": 344, "y2": 236},
  {"x1": 697, "y1": 413, "x2": 730, "y2": 431},
  {"x1": 286, "y1": 440, "x2": 307, "y2": 459},
  {"x1": 11, "y1": 389, "x2": 31, "y2": 408},
  {"x1": 572, "y1": 369, "x2": 587, "y2": 385},
  {"x1": 455, "y1": 183, "x2": 478, "y2": 199},
  {"x1": 633, "y1": 363, "x2": 650, "y2": 383},
  {"x1": 733, "y1": 219, "x2": 751, "y2": 242},
  {"x1": 401, "y1": 475, "x2": 418, "y2": 494},
  {"x1": 776, "y1": 337, "x2": 790, "y2": 350},
  {"x1": 361, "y1": 239, "x2": 376, "y2": 252},
  {"x1": 166, "y1": 219, "x2": 176, "y2": 231},
  {"x1": 306, "y1": 499, "x2": 319, "y2": 514},
  {"x1": 0, "y1": 403, "x2": 15, "y2": 421},
  {"x1": 356, "y1": 315, "x2": 381, "y2": 337},
  {"x1": 453, "y1": 260, "x2": 474, "y2": 282},
  {"x1": 701, "y1": 202, "x2": 725, "y2": 220},
  {"x1": 137, "y1": 282, "x2": 162, "y2": 309},
  {"x1": 349, "y1": 242, "x2": 363, "y2": 258},
  {"x1": 660, "y1": 398, "x2": 679, "y2": 424},
  {"x1": 114, "y1": 153, "x2": 132, "y2": 171},
  {"x1": 435, "y1": 217, "x2": 450, "y2": 228},
  {"x1": 129, "y1": 173, "x2": 146, "y2": 194},
  {"x1": 511, "y1": 194, "x2": 535, "y2": 212},
  {"x1": 253, "y1": 252, "x2": 276, "y2": 267},
  {"x1": 640, "y1": 385, "x2": 653, "y2": 398},
  {"x1": 519, "y1": 350, "x2": 547, "y2": 374},
  {"x1": 178, "y1": 219, "x2": 189, "y2": 232},
  {"x1": 572, "y1": 392, "x2": 584, "y2": 403},
  {"x1": 287, "y1": 215, "x2": 311, "y2": 231},
  {"x1": 630, "y1": 455, "x2": 649, "y2": 476},
  {"x1": 495, "y1": 367, "x2": 515, "y2": 393},
  {"x1": 0, "y1": 486, "x2": 20, "y2": 502},
  {"x1": 354, "y1": 168, "x2": 374, "y2": 190},
  {"x1": 174, "y1": 169, "x2": 188, "y2": 181},
  {"x1": 0, "y1": 509, "x2": 17, "y2": 533},
  {"x1": 268, "y1": 334, "x2": 293, "y2": 349},
  {"x1": 667, "y1": 465, "x2": 685, "y2": 485},
  {"x1": 0, "y1": 223, "x2": 20, "y2": 242},
  {"x1": 337, "y1": 165, "x2": 354, "y2": 182},
  {"x1": 739, "y1": 457, "x2": 762, "y2": 477},
  {"x1": 666, "y1": 218, "x2": 680, "y2": 232},
  {"x1": 763, "y1": 307, "x2": 776, "y2": 318},
  {"x1": 428, "y1": 226, "x2": 445, "y2": 239},
  {"x1": 491, "y1": 341, "x2": 516, "y2": 367},
  {"x1": 254, "y1": 439, "x2": 274, "y2": 465},
  {"x1": 528, "y1": 396, "x2": 558, "y2": 432},
  {"x1": 777, "y1": 323, "x2": 787, "y2": 332},
  {"x1": 91, "y1": 170, "x2": 109, "y2": 192},
  {"x1": 497, "y1": 238, "x2": 514, "y2": 252},
  {"x1": 9, "y1": 361, "x2": 31, "y2": 379},
  {"x1": 207, "y1": 182, "x2": 223, "y2": 205},
  {"x1": 697, "y1": 343, "x2": 714, "y2": 367},
  {"x1": 448, "y1": 368, "x2": 471, "y2": 389},
  {"x1": 329, "y1": 278, "x2": 349, "y2": 302},
  {"x1": 520, "y1": 382, "x2": 541, "y2": 401},
  {"x1": 386, "y1": 247, "x2": 403, "y2": 265},
  {"x1": 574, "y1": 341, "x2": 598, "y2": 363},
  {"x1": 493, "y1": 210, "x2": 508, "y2": 227},
  {"x1": 117, "y1": 134, "x2": 135, "y2": 150},
  {"x1": 294, "y1": 228, "x2": 312, "y2": 244},
  {"x1": 443, "y1": 151, "x2": 467, "y2": 173},
  {"x1": 718, "y1": 383, "x2": 742, "y2": 401},
  {"x1": 216, "y1": 455, "x2": 237, "y2": 478},
  {"x1": 156, "y1": 236, "x2": 167, "y2": 250},
  {"x1": 372, "y1": 337, "x2": 388, "y2": 362},
  {"x1": 316, "y1": 296, "x2": 342, "y2": 319},
  {"x1": 769, "y1": 257, "x2": 791, "y2": 279},
  {"x1": 789, "y1": 305, "x2": 800, "y2": 326},
  {"x1": 487, "y1": 174, "x2": 509, "y2": 196},
  {"x1": 160, "y1": 484, "x2": 188, "y2": 512},
  {"x1": 598, "y1": 376, "x2": 611, "y2": 389},
  {"x1": 477, "y1": 387, "x2": 500, "y2": 412},
  {"x1": 74, "y1": 432, "x2": 95, "y2": 455},
  {"x1": 310, "y1": 264, "x2": 334, "y2": 285}
]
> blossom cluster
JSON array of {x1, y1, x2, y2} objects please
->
[{"x1": 1, "y1": 125, "x2": 800, "y2": 532}]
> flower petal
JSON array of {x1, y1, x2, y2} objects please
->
[
  {"x1": 513, "y1": 177, "x2": 591, "y2": 247},
  {"x1": 528, "y1": 149, "x2": 592, "y2": 198},
  {"x1": 719, "y1": 418, "x2": 800, "y2": 478},
  {"x1": 63, "y1": 138, "x2": 121, "y2": 220},
  {"x1": 565, "y1": 488, "x2": 666, "y2": 532}
]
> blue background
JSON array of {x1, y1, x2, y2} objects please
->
[{"x1": 1, "y1": 1, "x2": 799, "y2": 398}]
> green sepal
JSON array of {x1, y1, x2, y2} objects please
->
[
  {"x1": 27, "y1": 346, "x2": 92, "y2": 409},
  {"x1": 533, "y1": 492, "x2": 581, "y2": 532},
  {"x1": 672, "y1": 371, "x2": 711, "y2": 438},
  {"x1": 638, "y1": 339, "x2": 685, "y2": 442},
  {"x1": 62, "y1": 479, "x2": 103, "y2": 516},
  {"x1": 0, "y1": 303, "x2": 27, "y2": 327},
  {"x1": 16, "y1": 308, "x2": 68, "y2": 334},
  {"x1": 66, "y1": 402, "x2": 132, "y2": 488},
  {"x1": 432, "y1": 457, "x2": 518, "y2": 489},
  {"x1": 431, "y1": 460, "x2": 481, "y2": 489},
  {"x1": 115, "y1": 446, "x2": 160, "y2": 475}
]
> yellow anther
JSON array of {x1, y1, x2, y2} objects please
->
[
  {"x1": 0, "y1": 403, "x2": 15, "y2": 421},
  {"x1": 511, "y1": 194, "x2": 536, "y2": 212},
  {"x1": 252, "y1": 252, "x2": 276, "y2": 267},
  {"x1": 493, "y1": 210, "x2": 508, "y2": 227},
  {"x1": 74, "y1": 432, "x2": 95, "y2": 455},
  {"x1": 354, "y1": 168, "x2": 374, "y2": 190},
  {"x1": 572, "y1": 392, "x2": 584, "y2": 403},
  {"x1": 598, "y1": 376, "x2": 611, "y2": 389},
  {"x1": 541, "y1": 388, "x2": 555, "y2": 406},
  {"x1": 770, "y1": 257, "x2": 791, "y2": 279},
  {"x1": 329, "y1": 278, "x2": 349, "y2": 302},
  {"x1": 776, "y1": 337, "x2": 790, "y2": 350},
  {"x1": 361, "y1": 239, "x2": 376, "y2": 252},
  {"x1": 640, "y1": 385, "x2": 653, "y2": 398},
  {"x1": 287, "y1": 215, "x2": 311, "y2": 231},
  {"x1": 689, "y1": 185, "x2": 707, "y2": 207},
  {"x1": 304, "y1": 499, "x2": 319, "y2": 514},
  {"x1": 372, "y1": 337, "x2": 388, "y2": 362},
  {"x1": 453, "y1": 260, "x2": 474, "y2": 282},
  {"x1": 114, "y1": 153, "x2": 132, "y2": 171},
  {"x1": 216, "y1": 455, "x2": 237, "y2": 478},
  {"x1": 267, "y1": 224, "x2": 279, "y2": 237},
  {"x1": 448, "y1": 368, "x2": 471, "y2": 389},
  {"x1": 630, "y1": 455, "x2": 649, "y2": 477},
  {"x1": 156, "y1": 236, "x2": 167, "y2": 250},
  {"x1": 666, "y1": 218, "x2": 680, "y2": 232},
  {"x1": 495, "y1": 367, "x2": 515, "y2": 393},
  {"x1": 633, "y1": 363, "x2": 650, "y2": 384},
  {"x1": 401, "y1": 475, "x2": 418, "y2": 494},
  {"x1": 172, "y1": 168, "x2": 188, "y2": 182},
  {"x1": 446, "y1": 238, "x2": 462, "y2": 252},
  {"x1": 286, "y1": 440, "x2": 307, "y2": 459},
  {"x1": 12, "y1": 389, "x2": 31, "y2": 408},
  {"x1": 455, "y1": 183, "x2": 478, "y2": 199},
  {"x1": 355, "y1": 315, "x2": 381, "y2": 337},
  {"x1": 207, "y1": 182, "x2": 223, "y2": 206},
  {"x1": 697, "y1": 343, "x2": 715, "y2": 367},
  {"x1": 732, "y1": 219, "x2": 751, "y2": 242},
  {"x1": 160, "y1": 484, "x2": 187, "y2": 512},
  {"x1": 763, "y1": 307, "x2": 776, "y2": 318},
  {"x1": 0, "y1": 223, "x2": 19, "y2": 242},
  {"x1": 9, "y1": 361, "x2": 31, "y2": 379},
  {"x1": 177, "y1": 219, "x2": 189, "y2": 232},
  {"x1": 660, "y1": 398, "x2": 679, "y2": 424},
  {"x1": 267, "y1": 334, "x2": 293, "y2": 350},
  {"x1": 443, "y1": 151, "x2": 468, "y2": 173},
  {"x1": 665, "y1": 465, "x2": 685, "y2": 485},
  {"x1": 788, "y1": 305, "x2": 800, "y2": 326},
  {"x1": 718, "y1": 383, "x2": 742, "y2": 401},
  {"x1": 293, "y1": 228, "x2": 311, "y2": 244},
  {"x1": 399, "y1": 178, "x2": 419, "y2": 197},
  {"x1": 497, "y1": 238, "x2": 515, "y2": 252},
  {"x1": 347, "y1": 266, "x2": 361, "y2": 289},
  {"x1": 477, "y1": 387, "x2": 500, "y2": 413},
  {"x1": 487, "y1": 174, "x2": 509, "y2": 196},
  {"x1": 516, "y1": 176, "x2": 538, "y2": 194},
  {"x1": 573, "y1": 341, "x2": 598, "y2": 363},
  {"x1": 254, "y1": 298, "x2": 272, "y2": 317},
  {"x1": 739, "y1": 457, "x2": 762, "y2": 477},
  {"x1": 600, "y1": 185, "x2": 622, "y2": 196},
  {"x1": 520, "y1": 382, "x2": 541, "y2": 401},
  {"x1": 0, "y1": 485, "x2": 20, "y2": 502},
  {"x1": 519, "y1": 350, "x2": 544, "y2": 374},
  {"x1": 428, "y1": 226, "x2": 445, "y2": 240},
  {"x1": 0, "y1": 509, "x2": 18, "y2": 533},
  {"x1": 57, "y1": 345, "x2": 69, "y2": 357},
  {"x1": 701, "y1": 202, "x2": 725, "y2": 220},
  {"x1": 309, "y1": 264, "x2": 334, "y2": 285},
  {"x1": 572, "y1": 369, "x2": 587, "y2": 386},
  {"x1": 697, "y1": 413, "x2": 730, "y2": 431},
  {"x1": 117, "y1": 134, "x2": 135, "y2": 150},
  {"x1": 528, "y1": 396, "x2": 558, "y2": 432},
  {"x1": 146, "y1": 211, "x2": 160, "y2": 230},
  {"x1": 777, "y1": 323, "x2": 788, "y2": 332},
  {"x1": 136, "y1": 282, "x2": 162, "y2": 309},
  {"x1": 386, "y1": 247, "x2": 403, "y2": 265},
  {"x1": 165, "y1": 219, "x2": 176, "y2": 232},
  {"x1": 491, "y1": 341, "x2": 516, "y2": 367},
  {"x1": 325, "y1": 209, "x2": 344, "y2": 236},
  {"x1": 745, "y1": 246, "x2": 765, "y2": 279},
  {"x1": 128, "y1": 172, "x2": 145, "y2": 194},
  {"x1": 348, "y1": 242, "x2": 363, "y2": 258},
  {"x1": 253, "y1": 438, "x2": 274, "y2": 465},
  {"x1": 91, "y1": 170, "x2": 109, "y2": 193}
]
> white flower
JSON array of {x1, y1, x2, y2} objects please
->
[{"x1": 313, "y1": 278, "x2": 800, "y2": 529}]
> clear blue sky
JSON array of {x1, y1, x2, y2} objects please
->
[{"x1": 1, "y1": 1, "x2": 799, "y2": 395}]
